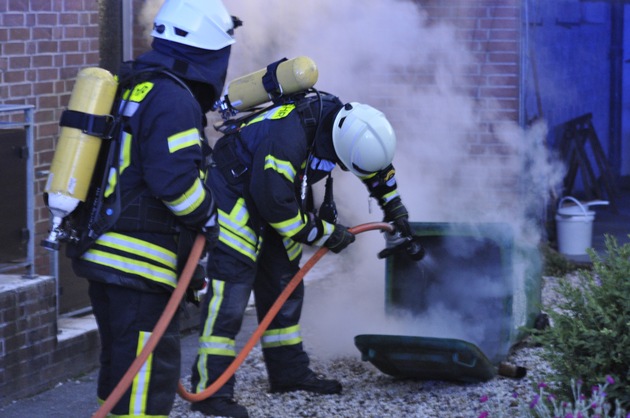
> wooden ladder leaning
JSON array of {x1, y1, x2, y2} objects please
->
[{"x1": 558, "y1": 113, "x2": 619, "y2": 212}]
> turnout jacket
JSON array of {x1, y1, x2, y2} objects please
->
[
  {"x1": 73, "y1": 71, "x2": 215, "y2": 293},
  {"x1": 218, "y1": 101, "x2": 403, "y2": 260}
]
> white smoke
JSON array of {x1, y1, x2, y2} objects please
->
[{"x1": 139, "y1": 1, "x2": 565, "y2": 360}]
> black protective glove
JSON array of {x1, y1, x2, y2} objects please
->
[
  {"x1": 383, "y1": 197, "x2": 411, "y2": 238},
  {"x1": 201, "y1": 213, "x2": 220, "y2": 252},
  {"x1": 185, "y1": 265, "x2": 207, "y2": 306},
  {"x1": 325, "y1": 224, "x2": 356, "y2": 253}
]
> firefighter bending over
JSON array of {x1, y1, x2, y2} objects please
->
[{"x1": 190, "y1": 91, "x2": 412, "y2": 417}]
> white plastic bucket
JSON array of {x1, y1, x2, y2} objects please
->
[{"x1": 555, "y1": 197, "x2": 608, "y2": 256}]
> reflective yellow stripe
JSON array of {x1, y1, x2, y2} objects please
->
[
  {"x1": 217, "y1": 198, "x2": 258, "y2": 261},
  {"x1": 83, "y1": 249, "x2": 178, "y2": 288},
  {"x1": 242, "y1": 104, "x2": 295, "y2": 127},
  {"x1": 120, "y1": 131, "x2": 132, "y2": 174},
  {"x1": 164, "y1": 178, "x2": 206, "y2": 216},
  {"x1": 198, "y1": 335, "x2": 236, "y2": 357},
  {"x1": 82, "y1": 233, "x2": 177, "y2": 287},
  {"x1": 381, "y1": 190, "x2": 400, "y2": 205},
  {"x1": 261, "y1": 325, "x2": 302, "y2": 348},
  {"x1": 264, "y1": 154, "x2": 296, "y2": 182},
  {"x1": 167, "y1": 128, "x2": 200, "y2": 153},
  {"x1": 104, "y1": 131, "x2": 132, "y2": 198},
  {"x1": 196, "y1": 279, "x2": 234, "y2": 393},
  {"x1": 283, "y1": 237, "x2": 302, "y2": 261},
  {"x1": 270, "y1": 212, "x2": 306, "y2": 238},
  {"x1": 130, "y1": 331, "x2": 152, "y2": 416},
  {"x1": 95, "y1": 232, "x2": 176, "y2": 267},
  {"x1": 312, "y1": 220, "x2": 335, "y2": 246}
]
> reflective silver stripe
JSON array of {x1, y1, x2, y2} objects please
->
[
  {"x1": 283, "y1": 237, "x2": 302, "y2": 261},
  {"x1": 217, "y1": 200, "x2": 259, "y2": 261},
  {"x1": 270, "y1": 212, "x2": 305, "y2": 237},
  {"x1": 219, "y1": 208, "x2": 257, "y2": 244},
  {"x1": 264, "y1": 154, "x2": 296, "y2": 182},
  {"x1": 312, "y1": 220, "x2": 334, "y2": 246},
  {"x1": 131, "y1": 331, "x2": 151, "y2": 415},
  {"x1": 95, "y1": 233, "x2": 176, "y2": 267},
  {"x1": 198, "y1": 336, "x2": 236, "y2": 356},
  {"x1": 218, "y1": 228, "x2": 258, "y2": 261},
  {"x1": 83, "y1": 250, "x2": 178, "y2": 287},
  {"x1": 261, "y1": 325, "x2": 302, "y2": 348},
  {"x1": 164, "y1": 178, "x2": 206, "y2": 216},
  {"x1": 202, "y1": 279, "x2": 224, "y2": 337},
  {"x1": 167, "y1": 128, "x2": 200, "y2": 153},
  {"x1": 119, "y1": 99, "x2": 139, "y2": 117},
  {"x1": 381, "y1": 190, "x2": 400, "y2": 205},
  {"x1": 196, "y1": 279, "x2": 229, "y2": 393}
]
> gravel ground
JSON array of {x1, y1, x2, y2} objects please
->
[
  {"x1": 172, "y1": 343, "x2": 553, "y2": 418},
  {"x1": 166, "y1": 274, "x2": 567, "y2": 418}
]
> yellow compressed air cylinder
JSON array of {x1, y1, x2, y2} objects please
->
[
  {"x1": 45, "y1": 67, "x2": 118, "y2": 220},
  {"x1": 225, "y1": 56, "x2": 319, "y2": 111}
]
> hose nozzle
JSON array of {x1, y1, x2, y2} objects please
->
[{"x1": 378, "y1": 235, "x2": 425, "y2": 261}]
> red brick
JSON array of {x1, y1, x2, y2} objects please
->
[
  {"x1": 34, "y1": 81, "x2": 55, "y2": 95},
  {"x1": 30, "y1": 0, "x2": 53, "y2": 11},
  {"x1": 38, "y1": 95, "x2": 60, "y2": 109},
  {"x1": 3, "y1": 13, "x2": 25, "y2": 26},
  {"x1": 65, "y1": 53, "x2": 85, "y2": 66},
  {"x1": 486, "y1": 40, "x2": 519, "y2": 53},
  {"x1": 7, "y1": 0, "x2": 29, "y2": 11},
  {"x1": 3, "y1": 41, "x2": 25, "y2": 55},
  {"x1": 37, "y1": 40, "x2": 59, "y2": 53},
  {"x1": 9, "y1": 55, "x2": 30, "y2": 69},
  {"x1": 480, "y1": 17, "x2": 517, "y2": 30},
  {"x1": 33, "y1": 54, "x2": 53, "y2": 68},
  {"x1": 4, "y1": 70, "x2": 26, "y2": 83},
  {"x1": 8, "y1": 27, "x2": 29, "y2": 41},
  {"x1": 60, "y1": 13, "x2": 79, "y2": 25},
  {"x1": 63, "y1": 0, "x2": 83, "y2": 11},
  {"x1": 487, "y1": 52, "x2": 518, "y2": 64},
  {"x1": 37, "y1": 121, "x2": 60, "y2": 138},
  {"x1": 36, "y1": 13, "x2": 58, "y2": 26},
  {"x1": 64, "y1": 26, "x2": 84, "y2": 39},
  {"x1": 32, "y1": 26, "x2": 53, "y2": 40},
  {"x1": 37, "y1": 68, "x2": 60, "y2": 81}
]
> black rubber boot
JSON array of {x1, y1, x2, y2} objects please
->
[
  {"x1": 190, "y1": 397, "x2": 249, "y2": 418},
  {"x1": 269, "y1": 371, "x2": 342, "y2": 395}
]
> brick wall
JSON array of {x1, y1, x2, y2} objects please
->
[
  {"x1": 420, "y1": 0, "x2": 521, "y2": 122},
  {"x1": 0, "y1": 0, "x2": 101, "y2": 276},
  {"x1": 0, "y1": 275, "x2": 100, "y2": 405}
]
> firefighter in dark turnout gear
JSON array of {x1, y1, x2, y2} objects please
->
[
  {"x1": 190, "y1": 92, "x2": 411, "y2": 418},
  {"x1": 68, "y1": 1, "x2": 239, "y2": 416}
]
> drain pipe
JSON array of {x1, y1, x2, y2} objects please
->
[{"x1": 609, "y1": 1, "x2": 624, "y2": 178}]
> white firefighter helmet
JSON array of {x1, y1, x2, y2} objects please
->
[
  {"x1": 332, "y1": 102, "x2": 397, "y2": 176},
  {"x1": 152, "y1": 0, "x2": 235, "y2": 51}
]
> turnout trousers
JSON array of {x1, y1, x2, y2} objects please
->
[
  {"x1": 88, "y1": 280, "x2": 180, "y2": 417},
  {"x1": 190, "y1": 165, "x2": 312, "y2": 398}
]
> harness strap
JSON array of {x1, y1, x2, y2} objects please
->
[
  {"x1": 212, "y1": 134, "x2": 248, "y2": 185},
  {"x1": 59, "y1": 109, "x2": 115, "y2": 138},
  {"x1": 262, "y1": 57, "x2": 288, "y2": 100}
]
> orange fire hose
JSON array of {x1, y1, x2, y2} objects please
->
[
  {"x1": 91, "y1": 233, "x2": 206, "y2": 418},
  {"x1": 92, "y1": 222, "x2": 393, "y2": 417}
]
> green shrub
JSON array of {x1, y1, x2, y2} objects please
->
[
  {"x1": 539, "y1": 243, "x2": 584, "y2": 277},
  {"x1": 531, "y1": 235, "x2": 630, "y2": 409}
]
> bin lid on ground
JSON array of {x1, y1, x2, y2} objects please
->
[{"x1": 354, "y1": 334, "x2": 496, "y2": 383}]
